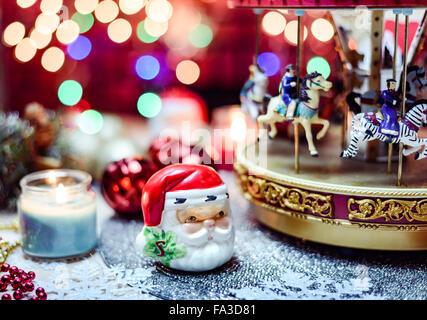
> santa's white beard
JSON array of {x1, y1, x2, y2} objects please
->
[{"x1": 163, "y1": 213, "x2": 235, "y2": 272}]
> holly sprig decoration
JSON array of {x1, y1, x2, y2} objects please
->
[{"x1": 142, "y1": 227, "x2": 187, "y2": 267}]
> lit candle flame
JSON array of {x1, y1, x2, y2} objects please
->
[
  {"x1": 47, "y1": 171, "x2": 57, "y2": 185},
  {"x1": 56, "y1": 183, "x2": 67, "y2": 204}
]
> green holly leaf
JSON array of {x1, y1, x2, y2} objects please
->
[{"x1": 142, "y1": 227, "x2": 187, "y2": 267}]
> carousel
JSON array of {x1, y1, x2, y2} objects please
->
[{"x1": 232, "y1": 1, "x2": 427, "y2": 250}]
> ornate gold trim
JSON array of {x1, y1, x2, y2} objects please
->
[
  {"x1": 235, "y1": 143, "x2": 427, "y2": 198},
  {"x1": 244, "y1": 175, "x2": 334, "y2": 218},
  {"x1": 348, "y1": 198, "x2": 427, "y2": 222}
]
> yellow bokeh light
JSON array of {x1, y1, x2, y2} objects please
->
[
  {"x1": 41, "y1": 47, "x2": 65, "y2": 72},
  {"x1": 75, "y1": 0, "x2": 99, "y2": 14},
  {"x1": 144, "y1": 18, "x2": 168, "y2": 37},
  {"x1": 40, "y1": 0, "x2": 63, "y2": 13},
  {"x1": 14, "y1": 38, "x2": 37, "y2": 63},
  {"x1": 17, "y1": 0, "x2": 37, "y2": 8},
  {"x1": 262, "y1": 11, "x2": 286, "y2": 36},
  {"x1": 146, "y1": 0, "x2": 173, "y2": 23},
  {"x1": 30, "y1": 28, "x2": 52, "y2": 49},
  {"x1": 95, "y1": 0, "x2": 119, "y2": 23},
  {"x1": 311, "y1": 18, "x2": 334, "y2": 42},
  {"x1": 119, "y1": 0, "x2": 145, "y2": 15},
  {"x1": 3, "y1": 22, "x2": 26, "y2": 47},
  {"x1": 176, "y1": 60, "x2": 200, "y2": 85},
  {"x1": 284, "y1": 20, "x2": 308, "y2": 45},
  {"x1": 107, "y1": 18, "x2": 132, "y2": 43},
  {"x1": 35, "y1": 12, "x2": 60, "y2": 34},
  {"x1": 56, "y1": 20, "x2": 80, "y2": 44}
]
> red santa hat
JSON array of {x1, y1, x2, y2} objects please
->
[{"x1": 141, "y1": 164, "x2": 227, "y2": 227}]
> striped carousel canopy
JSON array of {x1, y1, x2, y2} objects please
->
[{"x1": 228, "y1": 0, "x2": 427, "y2": 10}]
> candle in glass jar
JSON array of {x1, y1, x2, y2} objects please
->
[{"x1": 18, "y1": 170, "x2": 97, "y2": 258}]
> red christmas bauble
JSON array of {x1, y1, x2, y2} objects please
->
[
  {"x1": 101, "y1": 157, "x2": 158, "y2": 216},
  {"x1": 148, "y1": 137, "x2": 215, "y2": 169}
]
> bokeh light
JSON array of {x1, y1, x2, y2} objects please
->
[
  {"x1": 17, "y1": 0, "x2": 37, "y2": 8},
  {"x1": 58, "y1": 80, "x2": 83, "y2": 106},
  {"x1": 78, "y1": 109, "x2": 104, "y2": 135},
  {"x1": 137, "y1": 92, "x2": 162, "y2": 118},
  {"x1": 56, "y1": 20, "x2": 80, "y2": 44},
  {"x1": 284, "y1": 20, "x2": 308, "y2": 45},
  {"x1": 119, "y1": 0, "x2": 145, "y2": 15},
  {"x1": 67, "y1": 35, "x2": 92, "y2": 60},
  {"x1": 262, "y1": 11, "x2": 286, "y2": 36},
  {"x1": 41, "y1": 47, "x2": 65, "y2": 72},
  {"x1": 75, "y1": 0, "x2": 98, "y2": 14},
  {"x1": 189, "y1": 24, "x2": 213, "y2": 48},
  {"x1": 3, "y1": 22, "x2": 26, "y2": 47},
  {"x1": 311, "y1": 18, "x2": 334, "y2": 42},
  {"x1": 146, "y1": 0, "x2": 173, "y2": 23},
  {"x1": 144, "y1": 18, "x2": 168, "y2": 37},
  {"x1": 94, "y1": 0, "x2": 119, "y2": 23},
  {"x1": 107, "y1": 18, "x2": 132, "y2": 43},
  {"x1": 14, "y1": 38, "x2": 37, "y2": 62},
  {"x1": 307, "y1": 56, "x2": 331, "y2": 79},
  {"x1": 135, "y1": 55, "x2": 160, "y2": 80},
  {"x1": 35, "y1": 12, "x2": 60, "y2": 34},
  {"x1": 136, "y1": 20, "x2": 159, "y2": 43},
  {"x1": 257, "y1": 52, "x2": 281, "y2": 77},
  {"x1": 71, "y1": 12, "x2": 95, "y2": 34},
  {"x1": 40, "y1": 0, "x2": 63, "y2": 13},
  {"x1": 30, "y1": 28, "x2": 52, "y2": 49},
  {"x1": 176, "y1": 60, "x2": 200, "y2": 85}
]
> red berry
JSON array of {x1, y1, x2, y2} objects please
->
[
  {"x1": 20, "y1": 274, "x2": 28, "y2": 282},
  {"x1": 11, "y1": 278, "x2": 21, "y2": 289},
  {"x1": 36, "y1": 287, "x2": 45, "y2": 295},
  {"x1": 13, "y1": 289, "x2": 23, "y2": 300},
  {"x1": 1, "y1": 294, "x2": 12, "y2": 300},
  {"x1": 17, "y1": 269, "x2": 25, "y2": 277},
  {"x1": 1, "y1": 274, "x2": 11, "y2": 283},
  {"x1": 30, "y1": 296, "x2": 39, "y2": 300},
  {"x1": 27, "y1": 271, "x2": 35, "y2": 280},
  {"x1": 9, "y1": 266, "x2": 18, "y2": 275},
  {"x1": 0, "y1": 281, "x2": 8, "y2": 292},
  {"x1": 24, "y1": 281, "x2": 34, "y2": 292},
  {"x1": 37, "y1": 291, "x2": 47, "y2": 300},
  {"x1": 1, "y1": 264, "x2": 10, "y2": 272}
]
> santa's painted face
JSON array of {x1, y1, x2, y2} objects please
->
[{"x1": 159, "y1": 196, "x2": 235, "y2": 272}]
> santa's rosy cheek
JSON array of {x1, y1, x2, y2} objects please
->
[
  {"x1": 215, "y1": 217, "x2": 230, "y2": 228},
  {"x1": 183, "y1": 223, "x2": 203, "y2": 234}
]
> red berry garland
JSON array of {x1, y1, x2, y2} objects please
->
[{"x1": 0, "y1": 264, "x2": 46, "y2": 300}]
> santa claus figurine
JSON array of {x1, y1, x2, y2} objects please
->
[{"x1": 135, "y1": 164, "x2": 235, "y2": 272}]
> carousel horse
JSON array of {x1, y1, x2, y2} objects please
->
[
  {"x1": 257, "y1": 72, "x2": 333, "y2": 157},
  {"x1": 346, "y1": 65, "x2": 427, "y2": 115},
  {"x1": 341, "y1": 99, "x2": 427, "y2": 160},
  {"x1": 240, "y1": 66, "x2": 269, "y2": 121}
]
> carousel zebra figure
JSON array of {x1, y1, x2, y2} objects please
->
[{"x1": 341, "y1": 100, "x2": 427, "y2": 160}]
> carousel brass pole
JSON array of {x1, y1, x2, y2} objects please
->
[
  {"x1": 388, "y1": 12, "x2": 400, "y2": 174},
  {"x1": 254, "y1": 9, "x2": 262, "y2": 64},
  {"x1": 294, "y1": 10, "x2": 304, "y2": 174},
  {"x1": 398, "y1": 10, "x2": 411, "y2": 186}
]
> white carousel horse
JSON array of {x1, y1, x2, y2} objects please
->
[
  {"x1": 257, "y1": 72, "x2": 333, "y2": 157},
  {"x1": 341, "y1": 100, "x2": 427, "y2": 160},
  {"x1": 240, "y1": 67, "x2": 269, "y2": 121}
]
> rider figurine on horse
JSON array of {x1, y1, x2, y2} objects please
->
[
  {"x1": 279, "y1": 64, "x2": 298, "y2": 120},
  {"x1": 240, "y1": 64, "x2": 257, "y2": 104},
  {"x1": 379, "y1": 79, "x2": 401, "y2": 137}
]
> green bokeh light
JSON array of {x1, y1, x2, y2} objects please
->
[
  {"x1": 58, "y1": 80, "x2": 83, "y2": 106},
  {"x1": 188, "y1": 24, "x2": 213, "y2": 48},
  {"x1": 137, "y1": 92, "x2": 162, "y2": 118},
  {"x1": 137, "y1": 20, "x2": 158, "y2": 44},
  {"x1": 71, "y1": 12, "x2": 94, "y2": 34},
  {"x1": 306, "y1": 56, "x2": 331, "y2": 79},
  {"x1": 78, "y1": 109, "x2": 104, "y2": 135}
]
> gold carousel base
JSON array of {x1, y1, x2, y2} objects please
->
[{"x1": 234, "y1": 128, "x2": 427, "y2": 251}]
